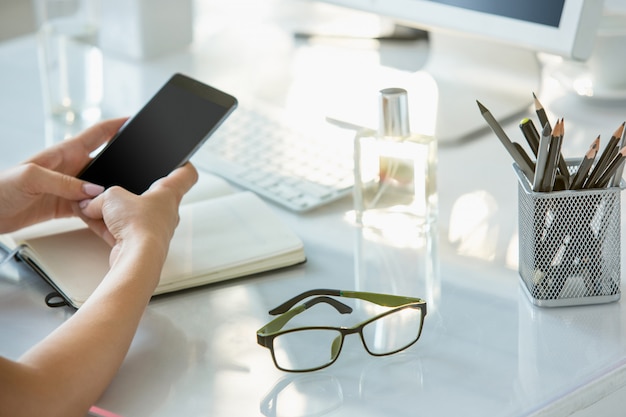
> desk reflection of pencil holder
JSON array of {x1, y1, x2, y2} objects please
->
[{"x1": 514, "y1": 161, "x2": 623, "y2": 307}]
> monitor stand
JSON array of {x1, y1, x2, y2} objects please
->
[
  {"x1": 326, "y1": 32, "x2": 541, "y2": 144},
  {"x1": 423, "y1": 33, "x2": 541, "y2": 143}
]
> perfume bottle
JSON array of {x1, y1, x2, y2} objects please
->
[{"x1": 354, "y1": 88, "x2": 437, "y2": 230}]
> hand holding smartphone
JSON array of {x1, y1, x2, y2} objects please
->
[{"x1": 78, "y1": 73, "x2": 237, "y2": 194}]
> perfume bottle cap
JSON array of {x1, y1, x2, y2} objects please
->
[{"x1": 379, "y1": 88, "x2": 410, "y2": 137}]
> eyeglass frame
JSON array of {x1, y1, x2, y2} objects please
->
[{"x1": 256, "y1": 289, "x2": 427, "y2": 372}]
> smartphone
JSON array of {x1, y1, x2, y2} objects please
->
[{"x1": 78, "y1": 73, "x2": 238, "y2": 194}]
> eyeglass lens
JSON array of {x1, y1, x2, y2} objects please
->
[
  {"x1": 361, "y1": 306, "x2": 423, "y2": 355},
  {"x1": 271, "y1": 306, "x2": 423, "y2": 371},
  {"x1": 273, "y1": 328, "x2": 343, "y2": 371}
]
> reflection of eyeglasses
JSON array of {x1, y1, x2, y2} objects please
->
[{"x1": 257, "y1": 289, "x2": 427, "y2": 372}]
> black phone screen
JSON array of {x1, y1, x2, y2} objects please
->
[{"x1": 78, "y1": 73, "x2": 237, "y2": 194}]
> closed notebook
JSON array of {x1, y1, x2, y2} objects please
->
[{"x1": 0, "y1": 174, "x2": 305, "y2": 308}]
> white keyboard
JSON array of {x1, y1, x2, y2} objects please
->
[{"x1": 193, "y1": 101, "x2": 355, "y2": 212}]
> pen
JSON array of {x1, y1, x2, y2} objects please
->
[
  {"x1": 532, "y1": 92, "x2": 551, "y2": 132},
  {"x1": 611, "y1": 121, "x2": 626, "y2": 187},
  {"x1": 476, "y1": 100, "x2": 534, "y2": 182},
  {"x1": 533, "y1": 122, "x2": 552, "y2": 192},
  {"x1": 519, "y1": 117, "x2": 540, "y2": 156},
  {"x1": 570, "y1": 136, "x2": 600, "y2": 190},
  {"x1": 594, "y1": 146, "x2": 626, "y2": 188},
  {"x1": 325, "y1": 116, "x2": 377, "y2": 136}
]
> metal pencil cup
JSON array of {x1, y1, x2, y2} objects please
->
[{"x1": 514, "y1": 162, "x2": 623, "y2": 307}]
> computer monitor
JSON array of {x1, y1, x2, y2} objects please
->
[{"x1": 313, "y1": 0, "x2": 604, "y2": 142}]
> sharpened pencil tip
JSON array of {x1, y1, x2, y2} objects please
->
[
  {"x1": 476, "y1": 100, "x2": 487, "y2": 113},
  {"x1": 587, "y1": 136, "x2": 601, "y2": 158},
  {"x1": 533, "y1": 93, "x2": 543, "y2": 109}
]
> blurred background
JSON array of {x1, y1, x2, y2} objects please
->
[{"x1": 0, "y1": 0, "x2": 36, "y2": 41}]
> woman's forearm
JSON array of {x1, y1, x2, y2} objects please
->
[{"x1": 1, "y1": 241, "x2": 166, "y2": 417}]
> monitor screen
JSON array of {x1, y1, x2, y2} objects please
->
[
  {"x1": 429, "y1": 0, "x2": 564, "y2": 27},
  {"x1": 315, "y1": 0, "x2": 603, "y2": 60}
]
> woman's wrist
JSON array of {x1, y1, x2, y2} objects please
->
[{"x1": 108, "y1": 236, "x2": 170, "y2": 287}]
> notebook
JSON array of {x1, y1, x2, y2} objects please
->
[{"x1": 0, "y1": 174, "x2": 306, "y2": 308}]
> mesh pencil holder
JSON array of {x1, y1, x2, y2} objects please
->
[{"x1": 514, "y1": 162, "x2": 623, "y2": 307}]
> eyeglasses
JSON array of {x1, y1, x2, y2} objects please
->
[{"x1": 257, "y1": 289, "x2": 427, "y2": 372}]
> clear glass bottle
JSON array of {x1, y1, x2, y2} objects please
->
[{"x1": 354, "y1": 88, "x2": 437, "y2": 231}]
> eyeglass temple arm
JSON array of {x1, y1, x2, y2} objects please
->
[
  {"x1": 340, "y1": 291, "x2": 424, "y2": 307},
  {"x1": 305, "y1": 296, "x2": 352, "y2": 314},
  {"x1": 269, "y1": 289, "x2": 343, "y2": 315},
  {"x1": 259, "y1": 296, "x2": 353, "y2": 337},
  {"x1": 271, "y1": 289, "x2": 425, "y2": 314}
]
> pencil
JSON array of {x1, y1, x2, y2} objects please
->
[
  {"x1": 595, "y1": 146, "x2": 626, "y2": 188},
  {"x1": 476, "y1": 100, "x2": 534, "y2": 182},
  {"x1": 570, "y1": 136, "x2": 600, "y2": 190},
  {"x1": 533, "y1": 122, "x2": 552, "y2": 192},
  {"x1": 519, "y1": 117, "x2": 540, "y2": 156},
  {"x1": 514, "y1": 142, "x2": 536, "y2": 175},
  {"x1": 606, "y1": 122, "x2": 624, "y2": 164},
  {"x1": 533, "y1": 92, "x2": 551, "y2": 132},
  {"x1": 584, "y1": 123, "x2": 623, "y2": 188},
  {"x1": 541, "y1": 120, "x2": 563, "y2": 192},
  {"x1": 555, "y1": 118, "x2": 570, "y2": 185},
  {"x1": 611, "y1": 121, "x2": 626, "y2": 187}
]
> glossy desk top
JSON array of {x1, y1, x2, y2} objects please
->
[{"x1": 2, "y1": 2, "x2": 626, "y2": 416}]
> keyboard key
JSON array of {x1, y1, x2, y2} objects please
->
[{"x1": 194, "y1": 100, "x2": 354, "y2": 212}]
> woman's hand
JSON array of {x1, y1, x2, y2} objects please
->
[
  {"x1": 0, "y1": 118, "x2": 126, "y2": 233},
  {"x1": 76, "y1": 163, "x2": 198, "y2": 268}
]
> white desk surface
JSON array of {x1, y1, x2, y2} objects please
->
[{"x1": 2, "y1": 2, "x2": 626, "y2": 416}]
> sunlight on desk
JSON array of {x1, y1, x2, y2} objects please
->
[
  {"x1": 448, "y1": 191, "x2": 499, "y2": 261},
  {"x1": 447, "y1": 190, "x2": 520, "y2": 270}
]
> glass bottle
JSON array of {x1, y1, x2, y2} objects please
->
[{"x1": 354, "y1": 88, "x2": 437, "y2": 231}]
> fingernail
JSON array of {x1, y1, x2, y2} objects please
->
[
  {"x1": 79, "y1": 199, "x2": 91, "y2": 209},
  {"x1": 83, "y1": 183, "x2": 105, "y2": 197}
]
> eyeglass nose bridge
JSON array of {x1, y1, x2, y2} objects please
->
[
  {"x1": 333, "y1": 325, "x2": 369, "y2": 357},
  {"x1": 329, "y1": 326, "x2": 363, "y2": 360}
]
